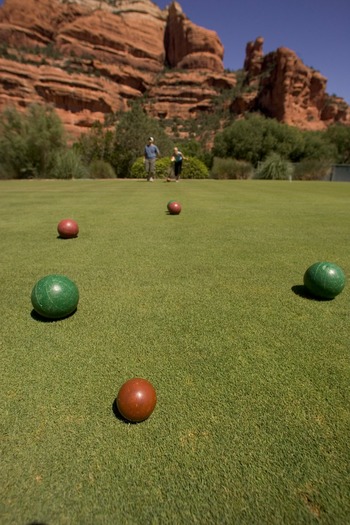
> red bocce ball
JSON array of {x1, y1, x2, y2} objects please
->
[
  {"x1": 168, "y1": 201, "x2": 182, "y2": 215},
  {"x1": 116, "y1": 378, "x2": 157, "y2": 423},
  {"x1": 57, "y1": 219, "x2": 79, "y2": 239}
]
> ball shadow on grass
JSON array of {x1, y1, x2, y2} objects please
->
[
  {"x1": 291, "y1": 285, "x2": 334, "y2": 301},
  {"x1": 30, "y1": 308, "x2": 77, "y2": 322}
]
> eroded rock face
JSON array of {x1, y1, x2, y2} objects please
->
[
  {"x1": 0, "y1": 1, "x2": 348, "y2": 137},
  {"x1": 234, "y1": 37, "x2": 350, "y2": 130},
  {"x1": 0, "y1": 0, "x2": 231, "y2": 135},
  {"x1": 164, "y1": 2, "x2": 224, "y2": 72},
  {"x1": 244, "y1": 36, "x2": 264, "y2": 80},
  {"x1": 55, "y1": 3, "x2": 166, "y2": 73},
  {"x1": 144, "y1": 70, "x2": 236, "y2": 120}
]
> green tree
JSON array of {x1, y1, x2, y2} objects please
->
[
  {"x1": 301, "y1": 130, "x2": 336, "y2": 162},
  {"x1": 212, "y1": 114, "x2": 305, "y2": 166},
  {"x1": 264, "y1": 119, "x2": 305, "y2": 162},
  {"x1": 323, "y1": 124, "x2": 350, "y2": 163},
  {"x1": 113, "y1": 102, "x2": 173, "y2": 177},
  {"x1": 74, "y1": 122, "x2": 116, "y2": 167},
  {"x1": 0, "y1": 104, "x2": 66, "y2": 178}
]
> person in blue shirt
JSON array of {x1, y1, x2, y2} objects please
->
[{"x1": 144, "y1": 137, "x2": 160, "y2": 182}]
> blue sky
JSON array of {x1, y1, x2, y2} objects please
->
[{"x1": 0, "y1": 0, "x2": 348, "y2": 103}]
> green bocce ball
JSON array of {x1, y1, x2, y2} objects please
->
[
  {"x1": 303, "y1": 262, "x2": 346, "y2": 299},
  {"x1": 31, "y1": 274, "x2": 79, "y2": 319}
]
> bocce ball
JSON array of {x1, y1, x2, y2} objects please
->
[
  {"x1": 57, "y1": 219, "x2": 79, "y2": 239},
  {"x1": 303, "y1": 261, "x2": 346, "y2": 299},
  {"x1": 31, "y1": 274, "x2": 79, "y2": 319},
  {"x1": 168, "y1": 201, "x2": 182, "y2": 215},
  {"x1": 116, "y1": 378, "x2": 157, "y2": 423}
]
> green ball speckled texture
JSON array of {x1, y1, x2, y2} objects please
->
[
  {"x1": 31, "y1": 274, "x2": 79, "y2": 319},
  {"x1": 303, "y1": 262, "x2": 346, "y2": 299}
]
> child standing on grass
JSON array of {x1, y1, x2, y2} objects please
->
[{"x1": 171, "y1": 147, "x2": 185, "y2": 181}]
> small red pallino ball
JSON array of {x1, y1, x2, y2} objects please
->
[
  {"x1": 116, "y1": 378, "x2": 157, "y2": 423},
  {"x1": 168, "y1": 201, "x2": 182, "y2": 215},
  {"x1": 57, "y1": 219, "x2": 79, "y2": 239}
]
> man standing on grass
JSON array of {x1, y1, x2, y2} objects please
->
[{"x1": 144, "y1": 137, "x2": 160, "y2": 182}]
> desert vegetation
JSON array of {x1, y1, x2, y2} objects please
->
[{"x1": 0, "y1": 102, "x2": 349, "y2": 180}]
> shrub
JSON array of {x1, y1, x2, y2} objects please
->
[
  {"x1": 0, "y1": 104, "x2": 66, "y2": 178},
  {"x1": 88, "y1": 159, "x2": 116, "y2": 179},
  {"x1": 301, "y1": 130, "x2": 337, "y2": 162},
  {"x1": 212, "y1": 114, "x2": 305, "y2": 166},
  {"x1": 51, "y1": 149, "x2": 88, "y2": 179},
  {"x1": 324, "y1": 124, "x2": 350, "y2": 163},
  {"x1": 129, "y1": 156, "x2": 209, "y2": 179},
  {"x1": 129, "y1": 157, "x2": 172, "y2": 179},
  {"x1": 182, "y1": 156, "x2": 209, "y2": 179},
  {"x1": 254, "y1": 153, "x2": 293, "y2": 180},
  {"x1": 129, "y1": 157, "x2": 146, "y2": 179},
  {"x1": 293, "y1": 159, "x2": 332, "y2": 181},
  {"x1": 74, "y1": 123, "x2": 116, "y2": 167},
  {"x1": 211, "y1": 157, "x2": 254, "y2": 179}
]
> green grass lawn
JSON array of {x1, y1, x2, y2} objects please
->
[{"x1": 1, "y1": 179, "x2": 349, "y2": 525}]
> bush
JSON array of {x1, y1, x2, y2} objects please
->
[
  {"x1": 129, "y1": 157, "x2": 146, "y2": 179},
  {"x1": 293, "y1": 159, "x2": 332, "y2": 181},
  {"x1": 212, "y1": 114, "x2": 305, "y2": 166},
  {"x1": 74, "y1": 123, "x2": 116, "y2": 167},
  {"x1": 324, "y1": 124, "x2": 350, "y2": 163},
  {"x1": 182, "y1": 157, "x2": 209, "y2": 179},
  {"x1": 51, "y1": 149, "x2": 88, "y2": 179},
  {"x1": 254, "y1": 153, "x2": 293, "y2": 180},
  {"x1": 88, "y1": 159, "x2": 116, "y2": 179},
  {"x1": 211, "y1": 157, "x2": 254, "y2": 179},
  {"x1": 129, "y1": 157, "x2": 174, "y2": 179},
  {"x1": 0, "y1": 161, "x2": 17, "y2": 180},
  {"x1": 130, "y1": 156, "x2": 209, "y2": 179},
  {"x1": 0, "y1": 104, "x2": 66, "y2": 178},
  {"x1": 301, "y1": 130, "x2": 337, "y2": 162}
]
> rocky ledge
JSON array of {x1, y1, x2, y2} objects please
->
[{"x1": 0, "y1": 0, "x2": 348, "y2": 137}]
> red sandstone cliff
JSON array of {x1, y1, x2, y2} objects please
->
[
  {"x1": 232, "y1": 37, "x2": 349, "y2": 130},
  {"x1": 0, "y1": 0, "x2": 348, "y2": 138}
]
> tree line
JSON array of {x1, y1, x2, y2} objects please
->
[{"x1": 0, "y1": 103, "x2": 349, "y2": 180}]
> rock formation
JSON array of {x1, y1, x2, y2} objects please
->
[
  {"x1": 232, "y1": 37, "x2": 349, "y2": 130},
  {"x1": 0, "y1": 0, "x2": 348, "y2": 138},
  {"x1": 164, "y1": 2, "x2": 224, "y2": 72}
]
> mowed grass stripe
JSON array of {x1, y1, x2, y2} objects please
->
[{"x1": 1, "y1": 180, "x2": 349, "y2": 525}]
